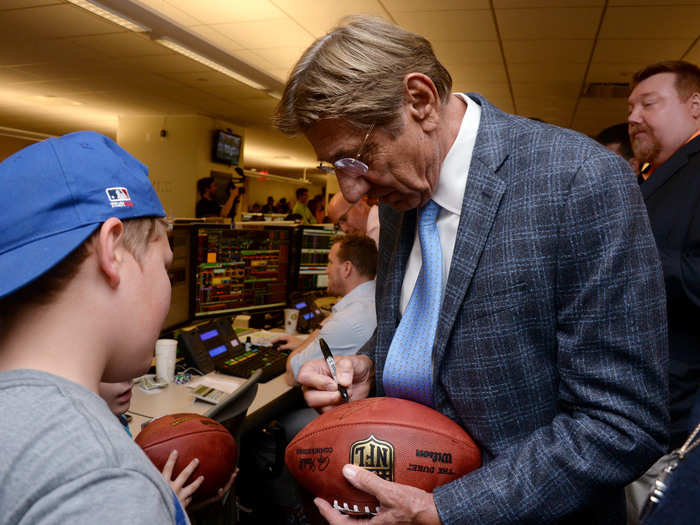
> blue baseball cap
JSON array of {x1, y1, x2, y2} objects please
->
[{"x1": 0, "y1": 131, "x2": 166, "y2": 298}]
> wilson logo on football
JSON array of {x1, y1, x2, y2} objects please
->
[
  {"x1": 106, "y1": 187, "x2": 134, "y2": 208},
  {"x1": 350, "y1": 434, "x2": 394, "y2": 482}
]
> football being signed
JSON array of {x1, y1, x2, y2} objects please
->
[{"x1": 285, "y1": 397, "x2": 481, "y2": 515}]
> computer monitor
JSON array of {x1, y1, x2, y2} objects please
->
[
  {"x1": 294, "y1": 225, "x2": 335, "y2": 292},
  {"x1": 192, "y1": 225, "x2": 291, "y2": 319},
  {"x1": 162, "y1": 224, "x2": 193, "y2": 331}
]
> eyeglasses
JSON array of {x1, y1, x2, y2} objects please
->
[{"x1": 333, "y1": 123, "x2": 375, "y2": 178}]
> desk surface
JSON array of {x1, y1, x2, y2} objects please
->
[{"x1": 127, "y1": 372, "x2": 293, "y2": 436}]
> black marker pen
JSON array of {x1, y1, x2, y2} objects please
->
[{"x1": 319, "y1": 337, "x2": 349, "y2": 403}]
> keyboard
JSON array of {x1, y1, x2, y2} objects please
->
[{"x1": 215, "y1": 343, "x2": 289, "y2": 383}]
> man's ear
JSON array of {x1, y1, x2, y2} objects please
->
[
  {"x1": 689, "y1": 92, "x2": 700, "y2": 119},
  {"x1": 95, "y1": 217, "x2": 125, "y2": 288},
  {"x1": 342, "y1": 260, "x2": 353, "y2": 279},
  {"x1": 403, "y1": 73, "x2": 440, "y2": 132}
]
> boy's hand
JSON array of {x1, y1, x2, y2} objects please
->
[{"x1": 161, "y1": 449, "x2": 204, "y2": 509}]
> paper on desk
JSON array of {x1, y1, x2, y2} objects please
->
[{"x1": 187, "y1": 372, "x2": 244, "y2": 394}]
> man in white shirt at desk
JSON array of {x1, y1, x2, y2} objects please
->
[{"x1": 273, "y1": 234, "x2": 377, "y2": 386}]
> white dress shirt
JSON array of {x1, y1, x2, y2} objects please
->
[
  {"x1": 290, "y1": 280, "x2": 376, "y2": 379},
  {"x1": 399, "y1": 94, "x2": 481, "y2": 313}
]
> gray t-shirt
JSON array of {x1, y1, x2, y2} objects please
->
[{"x1": 0, "y1": 369, "x2": 189, "y2": 525}]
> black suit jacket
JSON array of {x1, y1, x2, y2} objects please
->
[{"x1": 642, "y1": 134, "x2": 700, "y2": 448}]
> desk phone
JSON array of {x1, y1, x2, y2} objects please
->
[
  {"x1": 179, "y1": 318, "x2": 288, "y2": 382},
  {"x1": 178, "y1": 318, "x2": 242, "y2": 374},
  {"x1": 290, "y1": 293, "x2": 325, "y2": 333}
]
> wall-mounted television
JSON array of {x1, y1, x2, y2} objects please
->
[{"x1": 212, "y1": 130, "x2": 242, "y2": 166}]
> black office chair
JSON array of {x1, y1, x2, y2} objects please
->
[
  {"x1": 192, "y1": 370, "x2": 262, "y2": 525},
  {"x1": 205, "y1": 369, "x2": 263, "y2": 443}
]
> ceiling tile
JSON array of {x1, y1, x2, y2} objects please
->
[
  {"x1": 511, "y1": 81, "x2": 581, "y2": 98},
  {"x1": 195, "y1": 84, "x2": 271, "y2": 104},
  {"x1": 459, "y1": 85, "x2": 513, "y2": 112},
  {"x1": 177, "y1": 25, "x2": 246, "y2": 54},
  {"x1": 157, "y1": 71, "x2": 267, "y2": 98},
  {"x1": 394, "y1": 10, "x2": 497, "y2": 41},
  {"x1": 0, "y1": 4, "x2": 122, "y2": 39},
  {"x1": 229, "y1": 49, "x2": 279, "y2": 75},
  {"x1": 497, "y1": 7, "x2": 603, "y2": 39},
  {"x1": 503, "y1": 40, "x2": 593, "y2": 63},
  {"x1": 247, "y1": 47, "x2": 309, "y2": 73},
  {"x1": 271, "y1": 0, "x2": 386, "y2": 37},
  {"x1": 158, "y1": 0, "x2": 284, "y2": 24},
  {"x1": 449, "y1": 63, "x2": 509, "y2": 85},
  {"x1": 509, "y1": 62, "x2": 587, "y2": 83},
  {"x1": 600, "y1": 7, "x2": 700, "y2": 39},
  {"x1": 514, "y1": 95, "x2": 577, "y2": 125},
  {"x1": 586, "y1": 62, "x2": 645, "y2": 83},
  {"x1": 384, "y1": 0, "x2": 490, "y2": 10},
  {"x1": 592, "y1": 39, "x2": 690, "y2": 64},
  {"x1": 209, "y1": 19, "x2": 314, "y2": 49},
  {"x1": 69, "y1": 33, "x2": 171, "y2": 59},
  {"x1": 12, "y1": 60, "x2": 119, "y2": 81},
  {"x1": 0, "y1": 38, "x2": 102, "y2": 66},
  {"x1": 135, "y1": 0, "x2": 202, "y2": 26},
  {"x1": 609, "y1": 0, "x2": 700, "y2": 5},
  {"x1": 686, "y1": 40, "x2": 700, "y2": 64},
  {"x1": 0, "y1": 67, "x2": 45, "y2": 83},
  {"x1": 495, "y1": 0, "x2": 603, "y2": 6},
  {"x1": 113, "y1": 54, "x2": 212, "y2": 74},
  {"x1": 0, "y1": 0, "x2": 58, "y2": 8},
  {"x1": 433, "y1": 41, "x2": 504, "y2": 65}
]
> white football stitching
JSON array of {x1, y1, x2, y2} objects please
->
[{"x1": 332, "y1": 499, "x2": 379, "y2": 515}]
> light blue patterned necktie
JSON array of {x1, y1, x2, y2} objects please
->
[{"x1": 383, "y1": 199, "x2": 442, "y2": 406}]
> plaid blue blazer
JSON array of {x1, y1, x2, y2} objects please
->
[{"x1": 366, "y1": 94, "x2": 669, "y2": 524}]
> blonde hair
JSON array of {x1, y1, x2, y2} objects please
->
[{"x1": 275, "y1": 15, "x2": 452, "y2": 135}]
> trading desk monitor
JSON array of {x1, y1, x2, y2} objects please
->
[
  {"x1": 296, "y1": 226, "x2": 334, "y2": 292},
  {"x1": 194, "y1": 226, "x2": 289, "y2": 318},
  {"x1": 163, "y1": 224, "x2": 192, "y2": 330}
]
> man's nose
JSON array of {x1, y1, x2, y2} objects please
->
[
  {"x1": 337, "y1": 174, "x2": 371, "y2": 204},
  {"x1": 628, "y1": 105, "x2": 641, "y2": 124}
]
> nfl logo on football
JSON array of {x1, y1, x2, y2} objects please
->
[
  {"x1": 106, "y1": 187, "x2": 134, "y2": 208},
  {"x1": 350, "y1": 435, "x2": 394, "y2": 481}
]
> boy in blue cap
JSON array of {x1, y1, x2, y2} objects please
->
[{"x1": 0, "y1": 132, "x2": 189, "y2": 524}]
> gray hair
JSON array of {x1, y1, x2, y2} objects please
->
[{"x1": 274, "y1": 15, "x2": 452, "y2": 135}]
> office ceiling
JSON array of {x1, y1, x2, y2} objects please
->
[{"x1": 0, "y1": 0, "x2": 698, "y2": 173}]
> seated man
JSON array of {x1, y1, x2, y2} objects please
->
[
  {"x1": 274, "y1": 234, "x2": 377, "y2": 386},
  {"x1": 327, "y1": 193, "x2": 379, "y2": 245}
]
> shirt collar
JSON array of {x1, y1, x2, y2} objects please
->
[
  {"x1": 332, "y1": 280, "x2": 375, "y2": 312},
  {"x1": 431, "y1": 93, "x2": 481, "y2": 216}
]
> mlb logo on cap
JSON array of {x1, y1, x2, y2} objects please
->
[{"x1": 106, "y1": 187, "x2": 134, "y2": 207}]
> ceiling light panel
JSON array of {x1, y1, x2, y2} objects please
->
[{"x1": 66, "y1": 0, "x2": 150, "y2": 32}]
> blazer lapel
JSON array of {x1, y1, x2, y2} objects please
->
[{"x1": 432, "y1": 93, "x2": 509, "y2": 370}]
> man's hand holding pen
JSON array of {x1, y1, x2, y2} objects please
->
[
  {"x1": 319, "y1": 338, "x2": 349, "y2": 403},
  {"x1": 297, "y1": 353, "x2": 375, "y2": 413}
]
